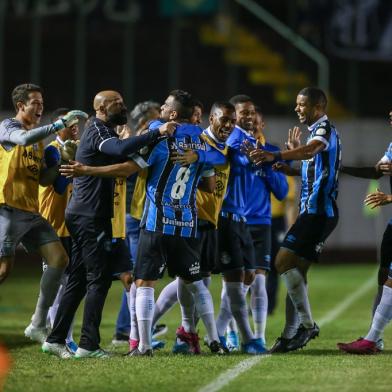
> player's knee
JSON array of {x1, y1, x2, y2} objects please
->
[
  {"x1": 274, "y1": 252, "x2": 286, "y2": 274},
  {"x1": 0, "y1": 262, "x2": 12, "y2": 284},
  {"x1": 45, "y1": 247, "x2": 68, "y2": 269}
]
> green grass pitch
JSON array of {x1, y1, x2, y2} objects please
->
[{"x1": 0, "y1": 263, "x2": 391, "y2": 392}]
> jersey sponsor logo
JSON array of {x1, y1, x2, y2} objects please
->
[
  {"x1": 315, "y1": 128, "x2": 327, "y2": 136},
  {"x1": 23, "y1": 149, "x2": 41, "y2": 163},
  {"x1": 162, "y1": 216, "x2": 194, "y2": 228},
  {"x1": 315, "y1": 242, "x2": 325, "y2": 253},
  {"x1": 176, "y1": 141, "x2": 207, "y2": 151},
  {"x1": 27, "y1": 164, "x2": 39, "y2": 176},
  {"x1": 189, "y1": 261, "x2": 200, "y2": 275}
]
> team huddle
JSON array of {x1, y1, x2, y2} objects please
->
[{"x1": 0, "y1": 83, "x2": 391, "y2": 359}]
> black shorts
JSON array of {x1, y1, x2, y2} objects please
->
[
  {"x1": 197, "y1": 221, "x2": 219, "y2": 276},
  {"x1": 111, "y1": 238, "x2": 133, "y2": 278},
  {"x1": 248, "y1": 224, "x2": 271, "y2": 271},
  {"x1": 134, "y1": 229, "x2": 202, "y2": 282},
  {"x1": 218, "y1": 216, "x2": 255, "y2": 271},
  {"x1": 281, "y1": 213, "x2": 338, "y2": 262}
]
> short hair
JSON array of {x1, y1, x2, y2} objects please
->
[
  {"x1": 169, "y1": 89, "x2": 194, "y2": 120},
  {"x1": 193, "y1": 99, "x2": 204, "y2": 111},
  {"x1": 210, "y1": 101, "x2": 235, "y2": 115},
  {"x1": 51, "y1": 107, "x2": 70, "y2": 123},
  {"x1": 12, "y1": 83, "x2": 43, "y2": 112},
  {"x1": 298, "y1": 87, "x2": 327, "y2": 109},
  {"x1": 130, "y1": 100, "x2": 160, "y2": 129},
  {"x1": 229, "y1": 94, "x2": 253, "y2": 106}
]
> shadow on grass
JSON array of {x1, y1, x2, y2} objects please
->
[{"x1": 0, "y1": 332, "x2": 36, "y2": 349}]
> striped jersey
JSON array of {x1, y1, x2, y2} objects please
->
[
  {"x1": 132, "y1": 123, "x2": 216, "y2": 238},
  {"x1": 300, "y1": 115, "x2": 341, "y2": 217}
]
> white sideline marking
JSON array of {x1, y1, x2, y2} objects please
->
[{"x1": 198, "y1": 273, "x2": 376, "y2": 392}]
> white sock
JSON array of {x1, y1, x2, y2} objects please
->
[
  {"x1": 282, "y1": 293, "x2": 300, "y2": 339},
  {"x1": 372, "y1": 285, "x2": 383, "y2": 317},
  {"x1": 225, "y1": 281, "x2": 254, "y2": 343},
  {"x1": 243, "y1": 284, "x2": 250, "y2": 295},
  {"x1": 366, "y1": 285, "x2": 392, "y2": 342},
  {"x1": 216, "y1": 283, "x2": 232, "y2": 336},
  {"x1": 136, "y1": 287, "x2": 154, "y2": 353},
  {"x1": 186, "y1": 280, "x2": 219, "y2": 343},
  {"x1": 32, "y1": 266, "x2": 64, "y2": 328},
  {"x1": 177, "y1": 279, "x2": 195, "y2": 333},
  {"x1": 152, "y1": 279, "x2": 178, "y2": 327},
  {"x1": 281, "y1": 268, "x2": 313, "y2": 328},
  {"x1": 129, "y1": 283, "x2": 139, "y2": 341},
  {"x1": 251, "y1": 274, "x2": 268, "y2": 341}
]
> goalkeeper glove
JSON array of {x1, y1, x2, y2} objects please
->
[{"x1": 53, "y1": 110, "x2": 88, "y2": 131}]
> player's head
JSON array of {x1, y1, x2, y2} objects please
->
[
  {"x1": 160, "y1": 89, "x2": 194, "y2": 122},
  {"x1": 51, "y1": 107, "x2": 79, "y2": 141},
  {"x1": 209, "y1": 101, "x2": 236, "y2": 142},
  {"x1": 93, "y1": 90, "x2": 128, "y2": 126},
  {"x1": 295, "y1": 87, "x2": 327, "y2": 126},
  {"x1": 254, "y1": 105, "x2": 265, "y2": 138},
  {"x1": 389, "y1": 109, "x2": 392, "y2": 127},
  {"x1": 229, "y1": 94, "x2": 256, "y2": 132},
  {"x1": 190, "y1": 99, "x2": 203, "y2": 125},
  {"x1": 12, "y1": 83, "x2": 43, "y2": 127},
  {"x1": 130, "y1": 100, "x2": 161, "y2": 134}
]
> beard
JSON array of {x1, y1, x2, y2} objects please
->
[{"x1": 107, "y1": 109, "x2": 128, "y2": 126}]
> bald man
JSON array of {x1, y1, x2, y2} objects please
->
[{"x1": 43, "y1": 91, "x2": 173, "y2": 359}]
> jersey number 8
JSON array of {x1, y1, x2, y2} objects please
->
[{"x1": 171, "y1": 167, "x2": 191, "y2": 200}]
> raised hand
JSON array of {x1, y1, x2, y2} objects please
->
[
  {"x1": 364, "y1": 188, "x2": 392, "y2": 209},
  {"x1": 286, "y1": 126, "x2": 302, "y2": 150},
  {"x1": 53, "y1": 110, "x2": 88, "y2": 131},
  {"x1": 60, "y1": 140, "x2": 78, "y2": 162},
  {"x1": 170, "y1": 146, "x2": 198, "y2": 166}
]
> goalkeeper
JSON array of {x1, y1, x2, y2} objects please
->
[{"x1": 0, "y1": 83, "x2": 87, "y2": 347}]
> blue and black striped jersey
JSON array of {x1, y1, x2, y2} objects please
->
[
  {"x1": 300, "y1": 115, "x2": 341, "y2": 217},
  {"x1": 132, "y1": 123, "x2": 217, "y2": 238}
]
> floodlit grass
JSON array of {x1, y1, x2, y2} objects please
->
[{"x1": 0, "y1": 263, "x2": 390, "y2": 392}]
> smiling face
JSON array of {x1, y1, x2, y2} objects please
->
[
  {"x1": 209, "y1": 107, "x2": 236, "y2": 142},
  {"x1": 235, "y1": 101, "x2": 256, "y2": 132},
  {"x1": 294, "y1": 94, "x2": 323, "y2": 126},
  {"x1": 16, "y1": 91, "x2": 44, "y2": 129}
]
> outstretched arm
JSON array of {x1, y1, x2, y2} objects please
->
[
  {"x1": 340, "y1": 165, "x2": 382, "y2": 179},
  {"x1": 60, "y1": 160, "x2": 141, "y2": 178}
]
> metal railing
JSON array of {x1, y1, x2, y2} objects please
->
[{"x1": 234, "y1": 0, "x2": 329, "y2": 93}]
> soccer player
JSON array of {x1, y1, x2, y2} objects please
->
[
  {"x1": 241, "y1": 109, "x2": 289, "y2": 349},
  {"x1": 149, "y1": 101, "x2": 236, "y2": 353},
  {"x1": 337, "y1": 109, "x2": 392, "y2": 354},
  {"x1": 42, "y1": 90, "x2": 174, "y2": 359},
  {"x1": 249, "y1": 87, "x2": 341, "y2": 352},
  {"x1": 38, "y1": 107, "x2": 80, "y2": 352},
  {"x1": 215, "y1": 95, "x2": 272, "y2": 354},
  {"x1": 190, "y1": 99, "x2": 203, "y2": 126},
  {"x1": 0, "y1": 83, "x2": 86, "y2": 344}
]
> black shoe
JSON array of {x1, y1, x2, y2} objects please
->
[
  {"x1": 125, "y1": 348, "x2": 153, "y2": 357},
  {"x1": 152, "y1": 324, "x2": 168, "y2": 339},
  {"x1": 286, "y1": 323, "x2": 319, "y2": 352},
  {"x1": 209, "y1": 340, "x2": 229, "y2": 355},
  {"x1": 268, "y1": 336, "x2": 291, "y2": 353}
]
